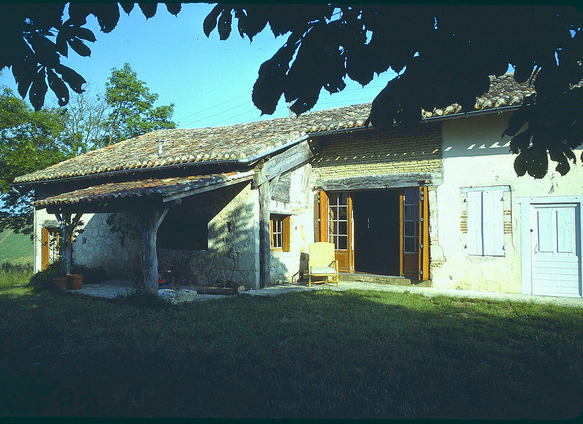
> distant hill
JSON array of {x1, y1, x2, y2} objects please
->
[{"x1": 0, "y1": 229, "x2": 33, "y2": 265}]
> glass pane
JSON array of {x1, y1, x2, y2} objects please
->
[
  {"x1": 405, "y1": 221, "x2": 417, "y2": 236},
  {"x1": 405, "y1": 205, "x2": 418, "y2": 221},
  {"x1": 339, "y1": 207, "x2": 347, "y2": 220},
  {"x1": 339, "y1": 221, "x2": 348, "y2": 235},
  {"x1": 340, "y1": 193, "x2": 348, "y2": 205},
  {"x1": 338, "y1": 235, "x2": 347, "y2": 250},
  {"x1": 404, "y1": 237, "x2": 416, "y2": 253}
]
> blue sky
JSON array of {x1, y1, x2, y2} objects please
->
[{"x1": 0, "y1": 3, "x2": 397, "y2": 128}]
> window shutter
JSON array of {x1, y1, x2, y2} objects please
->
[
  {"x1": 467, "y1": 191, "x2": 483, "y2": 255},
  {"x1": 283, "y1": 216, "x2": 291, "y2": 252}
]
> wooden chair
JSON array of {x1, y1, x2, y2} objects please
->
[{"x1": 308, "y1": 242, "x2": 339, "y2": 287}]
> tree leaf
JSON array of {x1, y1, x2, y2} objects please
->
[
  {"x1": 165, "y1": 3, "x2": 181, "y2": 16},
  {"x1": 55, "y1": 64, "x2": 86, "y2": 93},
  {"x1": 74, "y1": 27, "x2": 96, "y2": 43},
  {"x1": 47, "y1": 68, "x2": 69, "y2": 106},
  {"x1": 138, "y1": 3, "x2": 158, "y2": 20},
  {"x1": 68, "y1": 37, "x2": 91, "y2": 57},
  {"x1": 29, "y1": 68, "x2": 48, "y2": 111},
  {"x1": 218, "y1": 9, "x2": 233, "y2": 41},
  {"x1": 120, "y1": 3, "x2": 134, "y2": 15},
  {"x1": 509, "y1": 129, "x2": 532, "y2": 154},
  {"x1": 203, "y1": 5, "x2": 223, "y2": 37}
]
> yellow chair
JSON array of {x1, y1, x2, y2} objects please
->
[{"x1": 308, "y1": 242, "x2": 339, "y2": 287}]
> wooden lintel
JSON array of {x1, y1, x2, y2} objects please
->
[
  {"x1": 162, "y1": 175, "x2": 252, "y2": 203},
  {"x1": 316, "y1": 173, "x2": 441, "y2": 192},
  {"x1": 253, "y1": 140, "x2": 312, "y2": 188}
]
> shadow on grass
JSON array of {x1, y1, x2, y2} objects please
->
[{"x1": 0, "y1": 286, "x2": 581, "y2": 419}]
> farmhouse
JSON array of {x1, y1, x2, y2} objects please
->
[{"x1": 16, "y1": 74, "x2": 583, "y2": 297}]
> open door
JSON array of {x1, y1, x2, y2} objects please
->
[
  {"x1": 318, "y1": 187, "x2": 429, "y2": 279},
  {"x1": 400, "y1": 186, "x2": 430, "y2": 280},
  {"x1": 317, "y1": 191, "x2": 354, "y2": 272},
  {"x1": 41, "y1": 227, "x2": 60, "y2": 270}
]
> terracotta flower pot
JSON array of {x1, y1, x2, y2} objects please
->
[
  {"x1": 53, "y1": 276, "x2": 69, "y2": 291},
  {"x1": 67, "y1": 274, "x2": 83, "y2": 290}
]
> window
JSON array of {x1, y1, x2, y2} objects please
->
[
  {"x1": 270, "y1": 214, "x2": 290, "y2": 252},
  {"x1": 158, "y1": 208, "x2": 208, "y2": 250},
  {"x1": 465, "y1": 188, "x2": 505, "y2": 256},
  {"x1": 403, "y1": 188, "x2": 419, "y2": 253},
  {"x1": 328, "y1": 192, "x2": 349, "y2": 250}
]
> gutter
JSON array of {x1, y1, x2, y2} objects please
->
[{"x1": 421, "y1": 105, "x2": 521, "y2": 123}]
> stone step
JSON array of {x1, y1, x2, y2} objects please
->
[{"x1": 339, "y1": 273, "x2": 432, "y2": 288}]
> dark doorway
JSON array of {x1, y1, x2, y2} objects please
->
[{"x1": 352, "y1": 190, "x2": 400, "y2": 275}]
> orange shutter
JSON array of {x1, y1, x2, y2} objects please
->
[
  {"x1": 41, "y1": 227, "x2": 49, "y2": 270},
  {"x1": 418, "y1": 186, "x2": 430, "y2": 281},
  {"x1": 317, "y1": 191, "x2": 328, "y2": 242}
]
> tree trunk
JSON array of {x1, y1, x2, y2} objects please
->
[
  {"x1": 61, "y1": 214, "x2": 72, "y2": 275},
  {"x1": 135, "y1": 208, "x2": 168, "y2": 292}
]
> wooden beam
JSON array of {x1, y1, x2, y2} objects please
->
[
  {"x1": 258, "y1": 180, "x2": 271, "y2": 288},
  {"x1": 315, "y1": 173, "x2": 440, "y2": 192},
  {"x1": 252, "y1": 140, "x2": 312, "y2": 188}
]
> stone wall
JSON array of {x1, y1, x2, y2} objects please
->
[
  {"x1": 73, "y1": 212, "x2": 142, "y2": 278},
  {"x1": 158, "y1": 181, "x2": 261, "y2": 289}
]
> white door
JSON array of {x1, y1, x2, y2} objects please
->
[{"x1": 531, "y1": 204, "x2": 581, "y2": 297}]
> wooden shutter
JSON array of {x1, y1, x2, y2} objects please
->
[
  {"x1": 467, "y1": 191, "x2": 482, "y2": 255},
  {"x1": 41, "y1": 227, "x2": 49, "y2": 270},
  {"x1": 317, "y1": 190, "x2": 328, "y2": 242},
  {"x1": 467, "y1": 189, "x2": 505, "y2": 256},
  {"x1": 283, "y1": 215, "x2": 291, "y2": 252}
]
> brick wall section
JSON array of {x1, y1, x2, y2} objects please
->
[{"x1": 312, "y1": 123, "x2": 442, "y2": 180}]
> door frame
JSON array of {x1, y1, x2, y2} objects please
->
[
  {"x1": 518, "y1": 196, "x2": 583, "y2": 296},
  {"x1": 317, "y1": 187, "x2": 430, "y2": 279}
]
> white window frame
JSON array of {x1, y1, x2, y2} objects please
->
[{"x1": 462, "y1": 186, "x2": 508, "y2": 256}]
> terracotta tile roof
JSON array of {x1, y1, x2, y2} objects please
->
[
  {"x1": 33, "y1": 171, "x2": 253, "y2": 208},
  {"x1": 16, "y1": 73, "x2": 533, "y2": 185}
]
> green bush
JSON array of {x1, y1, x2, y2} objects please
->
[
  {"x1": 0, "y1": 261, "x2": 34, "y2": 288},
  {"x1": 70, "y1": 264, "x2": 109, "y2": 284},
  {"x1": 28, "y1": 260, "x2": 66, "y2": 292}
]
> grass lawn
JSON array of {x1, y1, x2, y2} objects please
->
[{"x1": 0, "y1": 284, "x2": 581, "y2": 419}]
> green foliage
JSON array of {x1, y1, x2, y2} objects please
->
[
  {"x1": 0, "y1": 261, "x2": 33, "y2": 288},
  {"x1": 103, "y1": 63, "x2": 176, "y2": 145},
  {"x1": 28, "y1": 260, "x2": 65, "y2": 292},
  {"x1": 0, "y1": 3, "x2": 181, "y2": 111},
  {"x1": 70, "y1": 263, "x2": 108, "y2": 284},
  {"x1": 206, "y1": 5, "x2": 583, "y2": 178},
  {"x1": 0, "y1": 87, "x2": 72, "y2": 235}
]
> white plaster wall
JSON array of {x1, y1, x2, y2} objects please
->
[
  {"x1": 269, "y1": 164, "x2": 315, "y2": 283},
  {"x1": 432, "y1": 112, "x2": 583, "y2": 293}
]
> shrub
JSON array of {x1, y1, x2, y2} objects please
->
[
  {"x1": 28, "y1": 260, "x2": 66, "y2": 292},
  {"x1": 70, "y1": 264, "x2": 108, "y2": 284},
  {"x1": 0, "y1": 261, "x2": 34, "y2": 288}
]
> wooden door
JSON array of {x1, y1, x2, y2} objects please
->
[
  {"x1": 400, "y1": 187, "x2": 430, "y2": 280},
  {"x1": 41, "y1": 227, "x2": 60, "y2": 270},
  {"x1": 317, "y1": 191, "x2": 354, "y2": 272}
]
